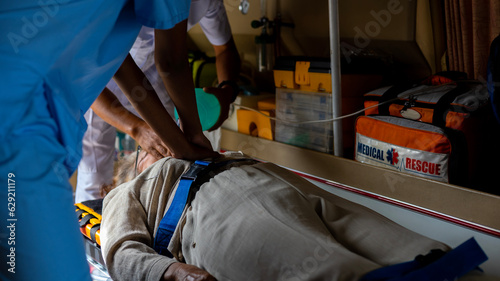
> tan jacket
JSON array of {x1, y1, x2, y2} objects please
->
[
  {"x1": 101, "y1": 152, "x2": 455, "y2": 281},
  {"x1": 101, "y1": 153, "x2": 255, "y2": 281}
]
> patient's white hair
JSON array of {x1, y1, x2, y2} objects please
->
[{"x1": 101, "y1": 152, "x2": 137, "y2": 196}]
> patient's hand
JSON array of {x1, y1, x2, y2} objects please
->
[{"x1": 163, "y1": 263, "x2": 217, "y2": 281}]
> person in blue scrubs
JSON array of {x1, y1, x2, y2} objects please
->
[{"x1": 0, "y1": 1, "x2": 216, "y2": 280}]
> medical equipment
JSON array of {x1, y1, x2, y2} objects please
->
[
  {"x1": 174, "y1": 88, "x2": 221, "y2": 131},
  {"x1": 360, "y1": 77, "x2": 499, "y2": 192}
]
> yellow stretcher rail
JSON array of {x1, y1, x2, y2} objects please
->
[
  {"x1": 75, "y1": 203, "x2": 102, "y2": 220},
  {"x1": 75, "y1": 203, "x2": 102, "y2": 246}
]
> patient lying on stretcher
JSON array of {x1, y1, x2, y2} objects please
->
[{"x1": 100, "y1": 151, "x2": 494, "y2": 281}]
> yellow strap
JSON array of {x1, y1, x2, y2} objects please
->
[{"x1": 75, "y1": 203, "x2": 102, "y2": 221}]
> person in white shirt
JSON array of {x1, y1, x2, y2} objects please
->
[{"x1": 75, "y1": 0, "x2": 240, "y2": 203}]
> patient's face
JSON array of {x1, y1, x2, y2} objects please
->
[{"x1": 137, "y1": 151, "x2": 158, "y2": 174}]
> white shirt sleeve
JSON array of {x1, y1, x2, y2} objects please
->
[{"x1": 189, "y1": 0, "x2": 232, "y2": 46}]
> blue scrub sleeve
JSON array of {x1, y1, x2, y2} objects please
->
[{"x1": 135, "y1": 0, "x2": 191, "y2": 29}]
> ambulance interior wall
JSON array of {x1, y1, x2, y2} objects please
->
[
  {"x1": 188, "y1": 0, "x2": 442, "y2": 157},
  {"x1": 188, "y1": 0, "x2": 441, "y2": 83}
]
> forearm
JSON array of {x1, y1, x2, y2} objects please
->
[
  {"x1": 214, "y1": 37, "x2": 241, "y2": 84},
  {"x1": 157, "y1": 58, "x2": 200, "y2": 136},
  {"x1": 200, "y1": 38, "x2": 241, "y2": 131},
  {"x1": 154, "y1": 20, "x2": 202, "y2": 138},
  {"x1": 113, "y1": 53, "x2": 192, "y2": 158},
  {"x1": 91, "y1": 87, "x2": 145, "y2": 139},
  {"x1": 91, "y1": 87, "x2": 171, "y2": 159}
]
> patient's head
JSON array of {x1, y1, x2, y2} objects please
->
[
  {"x1": 101, "y1": 150, "x2": 158, "y2": 196},
  {"x1": 137, "y1": 150, "x2": 158, "y2": 175}
]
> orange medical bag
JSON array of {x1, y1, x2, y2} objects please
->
[
  {"x1": 356, "y1": 74, "x2": 500, "y2": 191},
  {"x1": 355, "y1": 115, "x2": 466, "y2": 184}
]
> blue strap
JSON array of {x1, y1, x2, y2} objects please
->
[
  {"x1": 361, "y1": 237, "x2": 488, "y2": 281},
  {"x1": 153, "y1": 158, "x2": 254, "y2": 257},
  {"x1": 154, "y1": 160, "x2": 210, "y2": 257},
  {"x1": 360, "y1": 260, "x2": 420, "y2": 281}
]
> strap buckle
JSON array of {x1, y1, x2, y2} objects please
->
[{"x1": 181, "y1": 160, "x2": 211, "y2": 181}]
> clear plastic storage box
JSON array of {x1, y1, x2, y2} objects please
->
[{"x1": 275, "y1": 88, "x2": 333, "y2": 153}]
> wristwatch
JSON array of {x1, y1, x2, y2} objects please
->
[{"x1": 217, "y1": 80, "x2": 240, "y2": 102}]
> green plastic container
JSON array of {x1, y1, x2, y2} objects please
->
[{"x1": 174, "y1": 88, "x2": 221, "y2": 131}]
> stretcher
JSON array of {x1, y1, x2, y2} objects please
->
[
  {"x1": 74, "y1": 153, "x2": 500, "y2": 280},
  {"x1": 75, "y1": 199, "x2": 110, "y2": 280}
]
